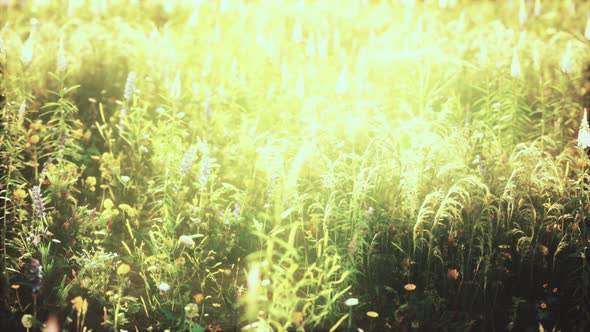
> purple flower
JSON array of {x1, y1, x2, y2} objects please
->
[
  {"x1": 233, "y1": 203, "x2": 240, "y2": 218},
  {"x1": 124, "y1": 71, "x2": 136, "y2": 100},
  {"x1": 27, "y1": 259, "x2": 43, "y2": 294}
]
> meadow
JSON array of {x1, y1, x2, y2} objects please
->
[{"x1": 1, "y1": 0, "x2": 590, "y2": 331}]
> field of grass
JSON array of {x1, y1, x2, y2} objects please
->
[{"x1": 1, "y1": 0, "x2": 590, "y2": 331}]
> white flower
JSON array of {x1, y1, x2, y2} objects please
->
[
  {"x1": 179, "y1": 235, "x2": 195, "y2": 247},
  {"x1": 344, "y1": 297, "x2": 359, "y2": 307},
  {"x1": 510, "y1": 48, "x2": 522, "y2": 78},
  {"x1": 121, "y1": 176, "x2": 130, "y2": 182},
  {"x1": 158, "y1": 282, "x2": 171, "y2": 292},
  {"x1": 561, "y1": 41, "x2": 574, "y2": 74},
  {"x1": 578, "y1": 108, "x2": 590, "y2": 149}
]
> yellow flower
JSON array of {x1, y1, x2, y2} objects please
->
[
  {"x1": 104, "y1": 198, "x2": 114, "y2": 210},
  {"x1": 292, "y1": 311, "x2": 304, "y2": 326},
  {"x1": 193, "y1": 293, "x2": 204, "y2": 304},
  {"x1": 86, "y1": 176, "x2": 96, "y2": 186},
  {"x1": 117, "y1": 263, "x2": 130, "y2": 275},
  {"x1": 71, "y1": 296, "x2": 85, "y2": 314},
  {"x1": 175, "y1": 256, "x2": 186, "y2": 266},
  {"x1": 11, "y1": 284, "x2": 20, "y2": 289},
  {"x1": 21, "y1": 314, "x2": 33, "y2": 328},
  {"x1": 14, "y1": 189, "x2": 28, "y2": 200},
  {"x1": 30, "y1": 120, "x2": 43, "y2": 131},
  {"x1": 366, "y1": 311, "x2": 379, "y2": 318},
  {"x1": 29, "y1": 134, "x2": 40, "y2": 144},
  {"x1": 404, "y1": 283, "x2": 417, "y2": 291}
]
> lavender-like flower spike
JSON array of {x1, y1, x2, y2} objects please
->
[
  {"x1": 56, "y1": 38, "x2": 66, "y2": 73},
  {"x1": 40, "y1": 157, "x2": 53, "y2": 180},
  {"x1": 124, "y1": 71, "x2": 136, "y2": 100},
  {"x1": 119, "y1": 108, "x2": 127, "y2": 134},
  {"x1": 31, "y1": 185, "x2": 46, "y2": 217},
  {"x1": 199, "y1": 157, "x2": 212, "y2": 185},
  {"x1": 27, "y1": 259, "x2": 43, "y2": 294},
  {"x1": 179, "y1": 145, "x2": 197, "y2": 177}
]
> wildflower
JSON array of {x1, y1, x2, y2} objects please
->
[
  {"x1": 292, "y1": 17, "x2": 302, "y2": 42},
  {"x1": 119, "y1": 108, "x2": 126, "y2": 134},
  {"x1": 193, "y1": 293, "x2": 204, "y2": 304},
  {"x1": 199, "y1": 157, "x2": 212, "y2": 185},
  {"x1": 14, "y1": 188, "x2": 28, "y2": 200},
  {"x1": 158, "y1": 282, "x2": 171, "y2": 292},
  {"x1": 404, "y1": 283, "x2": 417, "y2": 291},
  {"x1": 233, "y1": 203, "x2": 241, "y2": 218},
  {"x1": 120, "y1": 175, "x2": 130, "y2": 182},
  {"x1": 295, "y1": 68, "x2": 304, "y2": 100},
  {"x1": 71, "y1": 296, "x2": 88, "y2": 315},
  {"x1": 447, "y1": 269, "x2": 460, "y2": 280},
  {"x1": 348, "y1": 239, "x2": 357, "y2": 255},
  {"x1": 116, "y1": 263, "x2": 130, "y2": 276},
  {"x1": 577, "y1": 108, "x2": 590, "y2": 149},
  {"x1": 21, "y1": 32, "x2": 34, "y2": 68},
  {"x1": 179, "y1": 145, "x2": 197, "y2": 177},
  {"x1": 18, "y1": 100, "x2": 26, "y2": 125},
  {"x1": 56, "y1": 37, "x2": 66, "y2": 73},
  {"x1": 21, "y1": 314, "x2": 33, "y2": 328},
  {"x1": 540, "y1": 302, "x2": 547, "y2": 309},
  {"x1": 510, "y1": 48, "x2": 522, "y2": 78},
  {"x1": 27, "y1": 259, "x2": 43, "y2": 294},
  {"x1": 184, "y1": 303, "x2": 200, "y2": 319},
  {"x1": 29, "y1": 134, "x2": 40, "y2": 144},
  {"x1": 518, "y1": 0, "x2": 527, "y2": 25},
  {"x1": 292, "y1": 311, "x2": 304, "y2": 326},
  {"x1": 170, "y1": 70, "x2": 181, "y2": 99},
  {"x1": 542, "y1": 283, "x2": 548, "y2": 289},
  {"x1": 552, "y1": 287, "x2": 558, "y2": 293},
  {"x1": 31, "y1": 186, "x2": 46, "y2": 217},
  {"x1": 533, "y1": 0, "x2": 541, "y2": 16},
  {"x1": 561, "y1": 41, "x2": 574, "y2": 74},
  {"x1": 368, "y1": 207, "x2": 375, "y2": 215},
  {"x1": 344, "y1": 298, "x2": 359, "y2": 306},
  {"x1": 261, "y1": 279, "x2": 271, "y2": 286},
  {"x1": 179, "y1": 235, "x2": 195, "y2": 247},
  {"x1": 175, "y1": 256, "x2": 185, "y2": 265},
  {"x1": 366, "y1": 311, "x2": 379, "y2": 318},
  {"x1": 335, "y1": 65, "x2": 348, "y2": 95},
  {"x1": 104, "y1": 198, "x2": 114, "y2": 210},
  {"x1": 123, "y1": 71, "x2": 136, "y2": 100}
]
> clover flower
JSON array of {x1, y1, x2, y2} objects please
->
[
  {"x1": 31, "y1": 186, "x2": 45, "y2": 217},
  {"x1": 123, "y1": 71, "x2": 136, "y2": 100}
]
